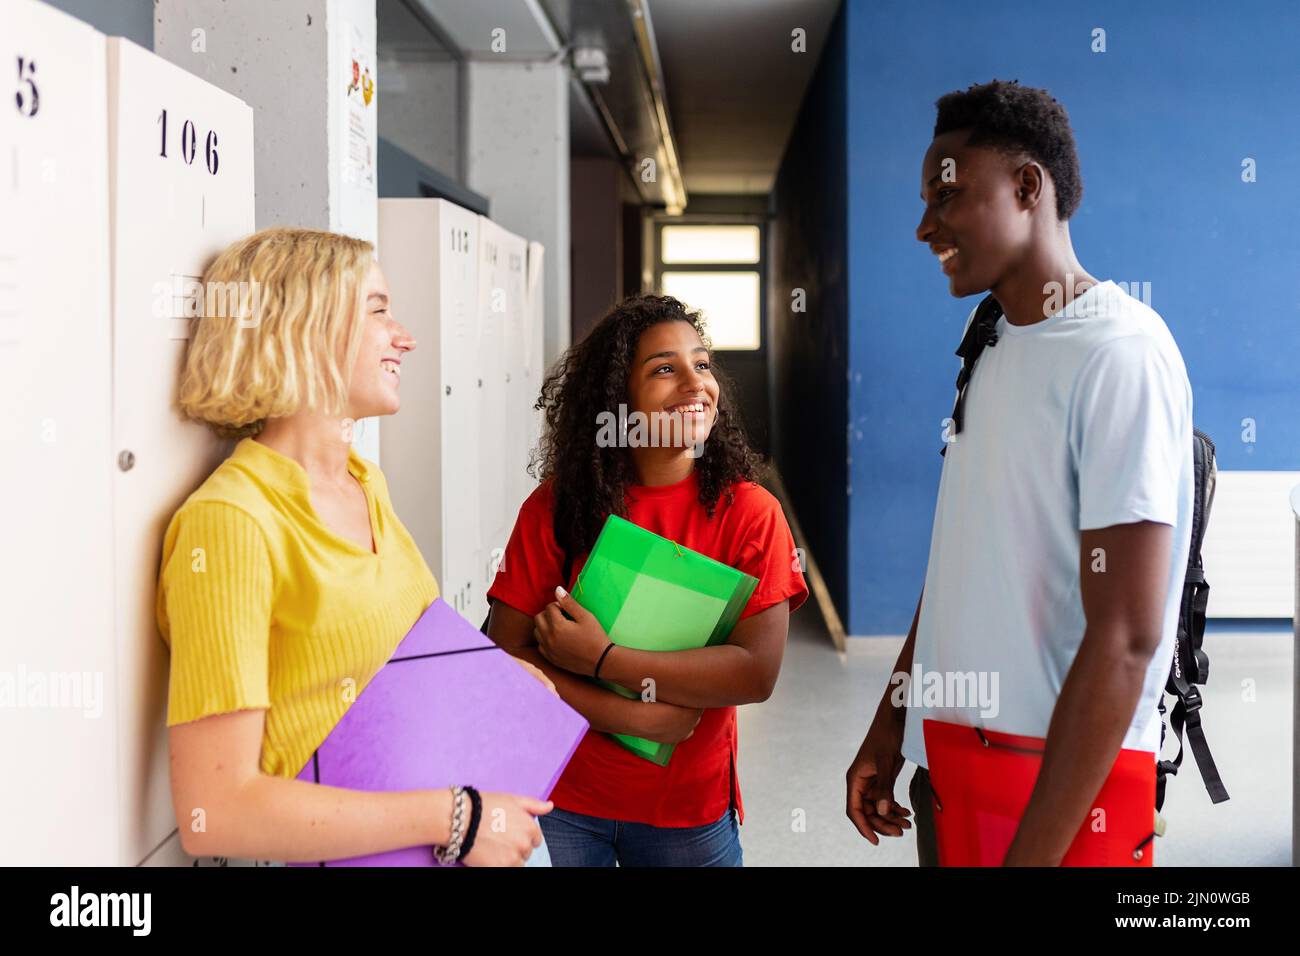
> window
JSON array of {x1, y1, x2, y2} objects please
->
[
  {"x1": 660, "y1": 271, "x2": 760, "y2": 350},
  {"x1": 661, "y1": 225, "x2": 759, "y2": 264},
  {"x1": 655, "y1": 223, "x2": 762, "y2": 351}
]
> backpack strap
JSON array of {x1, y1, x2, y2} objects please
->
[
  {"x1": 940, "y1": 295, "x2": 1003, "y2": 457},
  {"x1": 1158, "y1": 571, "x2": 1228, "y2": 807},
  {"x1": 1156, "y1": 429, "x2": 1229, "y2": 809}
]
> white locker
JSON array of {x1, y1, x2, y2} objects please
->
[
  {"x1": 495, "y1": 228, "x2": 530, "y2": 574},
  {"x1": 107, "y1": 38, "x2": 254, "y2": 865},
  {"x1": 377, "y1": 199, "x2": 482, "y2": 623},
  {"x1": 0, "y1": 0, "x2": 116, "y2": 867},
  {"x1": 476, "y1": 217, "x2": 513, "y2": 609},
  {"x1": 518, "y1": 241, "x2": 546, "y2": 516}
]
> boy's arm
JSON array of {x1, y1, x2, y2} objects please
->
[
  {"x1": 1002, "y1": 520, "x2": 1172, "y2": 866},
  {"x1": 846, "y1": 588, "x2": 923, "y2": 844}
]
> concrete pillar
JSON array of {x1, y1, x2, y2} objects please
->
[
  {"x1": 464, "y1": 60, "x2": 571, "y2": 368},
  {"x1": 154, "y1": 0, "x2": 382, "y2": 461}
]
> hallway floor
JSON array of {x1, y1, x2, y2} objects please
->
[{"x1": 736, "y1": 600, "x2": 1295, "y2": 867}]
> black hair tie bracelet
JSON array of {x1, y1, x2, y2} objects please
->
[
  {"x1": 593, "y1": 642, "x2": 616, "y2": 680},
  {"x1": 456, "y1": 786, "x2": 483, "y2": 863}
]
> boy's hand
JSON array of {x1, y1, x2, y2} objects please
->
[{"x1": 846, "y1": 712, "x2": 913, "y2": 845}]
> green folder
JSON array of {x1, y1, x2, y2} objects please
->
[{"x1": 571, "y1": 514, "x2": 758, "y2": 765}]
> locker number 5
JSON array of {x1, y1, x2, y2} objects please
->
[
  {"x1": 15, "y1": 56, "x2": 39, "y2": 118},
  {"x1": 157, "y1": 108, "x2": 220, "y2": 175}
]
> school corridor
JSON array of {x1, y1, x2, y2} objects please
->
[{"x1": 3, "y1": 0, "x2": 1295, "y2": 876}]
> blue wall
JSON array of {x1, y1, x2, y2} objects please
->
[
  {"x1": 769, "y1": 4, "x2": 850, "y2": 618},
  {"x1": 774, "y1": 0, "x2": 1300, "y2": 635}
]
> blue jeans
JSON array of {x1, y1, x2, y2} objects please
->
[
  {"x1": 523, "y1": 833, "x2": 552, "y2": 867},
  {"x1": 539, "y1": 806, "x2": 744, "y2": 867}
]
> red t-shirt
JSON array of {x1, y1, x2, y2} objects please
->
[{"x1": 486, "y1": 469, "x2": 809, "y2": 828}]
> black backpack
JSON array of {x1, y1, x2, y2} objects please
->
[
  {"x1": 1156, "y1": 429, "x2": 1229, "y2": 810},
  {"x1": 479, "y1": 550, "x2": 575, "y2": 635},
  {"x1": 944, "y1": 293, "x2": 1230, "y2": 810}
]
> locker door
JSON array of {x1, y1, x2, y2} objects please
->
[
  {"x1": 0, "y1": 0, "x2": 116, "y2": 867},
  {"x1": 443, "y1": 208, "x2": 482, "y2": 622},
  {"x1": 377, "y1": 198, "x2": 481, "y2": 619},
  {"x1": 500, "y1": 230, "x2": 530, "y2": 536},
  {"x1": 107, "y1": 38, "x2": 254, "y2": 865},
  {"x1": 474, "y1": 217, "x2": 507, "y2": 622},
  {"x1": 522, "y1": 242, "x2": 546, "y2": 512},
  {"x1": 377, "y1": 201, "x2": 444, "y2": 584}
]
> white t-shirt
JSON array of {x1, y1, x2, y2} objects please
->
[{"x1": 900, "y1": 280, "x2": 1194, "y2": 769}]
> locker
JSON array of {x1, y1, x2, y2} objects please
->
[
  {"x1": 494, "y1": 227, "x2": 530, "y2": 577},
  {"x1": 107, "y1": 37, "x2": 255, "y2": 865},
  {"x1": 475, "y1": 217, "x2": 511, "y2": 608},
  {"x1": 378, "y1": 199, "x2": 483, "y2": 624},
  {"x1": 0, "y1": 0, "x2": 116, "y2": 867},
  {"x1": 518, "y1": 241, "x2": 546, "y2": 516}
]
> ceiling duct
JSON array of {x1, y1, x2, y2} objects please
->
[
  {"x1": 542, "y1": 0, "x2": 687, "y2": 212},
  {"x1": 410, "y1": 0, "x2": 686, "y2": 211}
]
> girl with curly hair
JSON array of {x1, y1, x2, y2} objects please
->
[{"x1": 486, "y1": 293, "x2": 809, "y2": 866}]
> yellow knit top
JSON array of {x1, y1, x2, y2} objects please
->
[{"x1": 156, "y1": 436, "x2": 440, "y2": 778}]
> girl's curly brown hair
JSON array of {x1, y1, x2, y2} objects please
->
[{"x1": 531, "y1": 294, "x2": 764, "y2": 559}]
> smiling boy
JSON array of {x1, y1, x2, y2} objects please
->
[{"x1": 845, "y1": 80, "x2": 1194, "y2": 865}]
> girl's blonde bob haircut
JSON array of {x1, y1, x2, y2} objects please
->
[{"x1": 177, "y1": 227, "x2": 374, "y2": 438}]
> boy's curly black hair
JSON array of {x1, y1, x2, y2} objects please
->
[
  {"x1": 531, "y1": 294, "x2": 764, "y2": 560},
  {"x1": 934, "y1": 79, "x2": 1082, "y2": 221}
]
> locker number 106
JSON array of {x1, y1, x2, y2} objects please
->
[{"x1": 157, "y1": 108, "x2": 220, "y2": 175}]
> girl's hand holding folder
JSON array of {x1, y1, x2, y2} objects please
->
[
  {"x1": 532, "y1": 584, "x2": 702, "y2": 744},
  {"x1": 534, "y1": 586, "x2": 610, "y2": 676}
]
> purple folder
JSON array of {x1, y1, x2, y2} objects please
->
[{"x1": 289, "y1": 598, "x2": 588, "y2": 866}]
